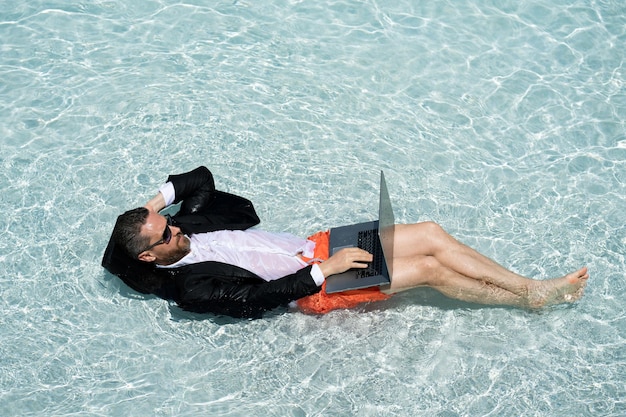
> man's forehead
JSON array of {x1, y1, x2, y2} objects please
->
[{"x1": 143, "y1": 212, "x2": 167, "y2": 233}]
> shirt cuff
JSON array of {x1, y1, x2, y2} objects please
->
[
  {"x1": 158, "y1": 182, "x2": 175, "y2": 206},
  {"x1": 310, "y1": 264, "x2": 325, "y2": 286}
]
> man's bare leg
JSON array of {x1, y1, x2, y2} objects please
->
[
  {"x1": 386, "y1": 222, "x2": 589, "y2": 307},
  {"x1": 382, "y1": 255, "x2": 526, "y2": 306}
]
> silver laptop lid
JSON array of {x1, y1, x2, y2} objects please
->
[{"x1": 378, "y1": 171, "x2": 395, "y2": 278}]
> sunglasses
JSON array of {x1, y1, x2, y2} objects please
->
[{"x1": 140, "y1": 215, "x2": 173, "y2": 253}]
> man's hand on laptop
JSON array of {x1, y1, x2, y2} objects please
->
[{"x1": 318, "y1": 247, "x2": 373, "y2": 278}]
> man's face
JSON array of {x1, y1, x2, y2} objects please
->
[{"x1": 137, "y1": 211, "x2": 191, "y2": 265}]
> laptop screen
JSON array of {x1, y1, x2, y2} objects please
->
[{"x1": 378, "y1": 171, "x2": 395, "y2": 277}]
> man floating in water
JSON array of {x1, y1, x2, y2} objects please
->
[{"x1": 102, "y1": 166, "x2": 588, "y2": 318}]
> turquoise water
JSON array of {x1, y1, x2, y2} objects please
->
[{"x1": 1, "y1": 0, "x2": 625, "y2": 415}]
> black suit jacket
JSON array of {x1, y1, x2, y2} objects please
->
[{"x1": 102, "y1": 166, "x2": 321, "y2": 318}]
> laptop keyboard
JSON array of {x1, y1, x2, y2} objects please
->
[{"x1": 356, "y1": 229, "x2": 384, "y2": 278}]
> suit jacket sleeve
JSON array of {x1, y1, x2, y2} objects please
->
[
  {"x1": 175, "y1": 265, "x2": 321, "y2": 318},
  {"x1": 167, "y1": 166, "x2": 260, "y2": 233},
  {"x1": 166, "y1": 166, "x2": 215, "y2": 214}
]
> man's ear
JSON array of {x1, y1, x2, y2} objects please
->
[{"x1": 137, "y1": 251, "x2": 156, "y2": 263}]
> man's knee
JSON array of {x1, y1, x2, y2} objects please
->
[
  {"x1": 421, "y1": 221, "x2": 445, "y2": 235},
  {"x1": 390, "y1": 255, "x2": 445, "y2": 291},
  {"x1": 418, "y1": 221, "x2": 451, "y2": 249},
  {"x1": 414, "y1": 256, "x2": 444, "y2": 286}
]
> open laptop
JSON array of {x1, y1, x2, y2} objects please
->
[{"x1": 325, "y1": 171, "x2": 395, "y2": 293}]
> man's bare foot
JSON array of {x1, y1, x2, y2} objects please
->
[{"x1": 527, "y1": 267, "x2": 589, "y2": 308}]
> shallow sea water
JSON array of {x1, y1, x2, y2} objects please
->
[{"x1": 1, "y1": 0, "x2": 625, "y2": 416}]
